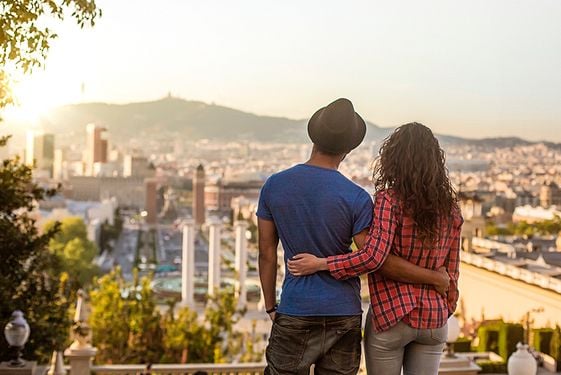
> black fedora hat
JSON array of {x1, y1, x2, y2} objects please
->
[{"x1": 307, "y1": 98, "x2": 367, "y2": 154}]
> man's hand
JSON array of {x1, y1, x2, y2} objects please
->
[
  {"x1": 287, "y1": 253, "x2": 328, "y2": 276},
  {"x1": 434, "y1": 266, "x2": 450, "y2": 297}
]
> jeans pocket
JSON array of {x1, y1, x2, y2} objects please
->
[
  {"x1": 266, "y1": 321, "x2": 311, "y2": 372},
  {"x1": 328, "y1": 327, "x2": 362, "y2": 371},
  {"x1": 428, "y1": 324, "x2": 448, "y2": 345}
]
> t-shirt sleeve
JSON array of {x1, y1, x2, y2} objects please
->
[
  {"x1": 256, "y1": 178, "x2": 273, "y2": 221},
  {"x1": 352, "y1": 189, "x2": 373, "y2": 236}
]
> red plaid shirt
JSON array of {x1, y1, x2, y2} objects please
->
[{"x1": 327, "y1": 190, "x2": 463, "y2": 333}]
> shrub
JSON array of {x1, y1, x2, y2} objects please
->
[
  {"x1": 476, "y1": 360, "x2": 507, "y2": 374},
  {"x1": 454, "y1": 337, "x2": 473, "y2": 353},
  {"x1": 533, "y1": 328, "x2": 554, "y2": 355},
  {"x1": 478, "y1": 322, "x2": 501, "y2": 353},
  {"x1": 551, "y1": 325, "x2": 561, "y2": 371},
  {"x1": 498, "y1": 323, "x2": 524, "y2": 360}
]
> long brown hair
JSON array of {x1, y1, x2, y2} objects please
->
[{"x1": 373, "y1": 122, "x2": 457, "y2": 241}]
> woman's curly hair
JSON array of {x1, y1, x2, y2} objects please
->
[{"x1": 373, "y1": 122, "x2": 457, "y2": 242}]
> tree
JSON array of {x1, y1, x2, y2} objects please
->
[
  {"x1": 162, "y1": 303, "x2": 204, "y2": 363},
  {"x1": 126, "y1": 273, "x2": 164, "y2": 363},
  {"x1": 0, "y1": 153, "x2": 71, "y2": 362},
  {"x1": 1, "y1": 0, "x2": 100, "y2": 363},
  {"x1": 43, "y1": 216, "x2": 99, "y2": 288},
  {"x1": 0, "y1": 0, "x2": 101, "y2": 73},
  {"x1": 90, "y1": 269, "x2": 164, "y2": 364},
  {"x1": 89, "y1": 268, "x2": 129, "y2": 364}
]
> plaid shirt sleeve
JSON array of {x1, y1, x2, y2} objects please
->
[
  {"x1": 327, "y1": 191, "x2": 398, "y2": 280},
  {"x1": 446, "y1": 213, "x2": 463, "y2": 315}
]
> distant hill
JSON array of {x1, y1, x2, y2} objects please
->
[
  {"x1": 24, "y1": 96, "x2": 560, "y2": 148},
  {"x1": 42, "y1": 97, "x2": 388, "y2": 143}
]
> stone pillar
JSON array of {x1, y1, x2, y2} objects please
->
[
  {"x1": 0, "y1": 361, "x2": 37, "y2": 375},
  {"x1": 234, "y1": 220, "x2": 249, "y2": 308},
  {"x1": 207, "y1": 217, "x2": 222, "y2": 297},
  {"x1": 64, "y1": 348, "x2": 97, "y2": 375},
  {"x1": 64, "y1": 289, "x2": 97, "y2": 375},
  {"x1": 182, "y1": 219, "x2": 196, "y2": 307}
]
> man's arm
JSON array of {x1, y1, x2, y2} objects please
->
[
  {"x1": 353, "y1": 230, "x2": 449, "y2": 294},
  {"x1": 258, "y1": 217, "x2": 279, "y2": 320}
]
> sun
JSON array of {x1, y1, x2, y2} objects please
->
[{"x1": 2, "y1": 68, "x2": 82, "y2": 126}]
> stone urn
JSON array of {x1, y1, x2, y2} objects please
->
[{"x1": 507, "y1": 342, "x2": 537, "y2": 375}]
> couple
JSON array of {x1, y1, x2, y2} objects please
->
[{"x1": 257, "y1": 98, "x2": 463, "y2": 375}]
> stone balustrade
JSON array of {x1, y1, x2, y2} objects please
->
[{"x1": 461, "y1": 251, "x2": 561, "y2": 294}]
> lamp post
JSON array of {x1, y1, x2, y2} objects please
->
[
  {"x1": 445, "y1": 315, "x2": 461, "y2": 358},
  {"x1": 3, "y1": 311, "x2": 30, "y2": 367}
]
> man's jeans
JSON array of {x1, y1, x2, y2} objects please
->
[
  {"x1": 364, "y1": 309, "x2": 447, "y2": 375},
  {"x1": 264, "y1": 313, "x2": 362, "y2": 375}
]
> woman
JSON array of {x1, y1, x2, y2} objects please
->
[{"x1": 287, "y1": 122, "x2": 462, "y2": 375}]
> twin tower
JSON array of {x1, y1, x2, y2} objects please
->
[{"x1": 182, "y1": 164, "x2": 250, "y2": 308}]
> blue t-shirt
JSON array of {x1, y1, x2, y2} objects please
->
[{"x1": 256, "y1": 164, "x2": 373, "y2": 316}]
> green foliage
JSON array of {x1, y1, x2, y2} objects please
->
[
  {"x1": 43, "y1": 216, "x2": 99, "y2": 288},
  {"x1": 485, "y1": 221, "x2": 514, "y2": 236},
  {"x1": 533, "y1": 328, "x2": 554, "y2": 355},
  {"x1": 90, "y1": 268, "x2": 164, "y2": 364},
  {"x1": 0, "y1": 71, "x2": 14, "y2": 110},
  {"x1": 90, "y1": 268, "x2": 129, "y2": 363},
  {"x1": 0, "y1": 0, "x2": 100, "y2": 363},
  {"x1": 551, "y1": 325, "x2": 561, "y2": 371},
  {"x1": 162, "y1": 303, "x2": 205, "y2": 363},
  {"x1": 487, "y1": 217, "x2": 561, "y2": 238},
  {"x1": 477, "y1": 321, "x2": 525, "y2": 360},
  {"x1": 454, "y1": 337, "x2": 473, "y2": 353},
  {"x1": 498, "y1": 323, "x2": 524, "y2": 360},
  {"x1": 0, "y1": 0, "x2": 101, "y2": 73},
  {"x1": 90, "y1": 272, "x2": 255, "y2": 365},
  {"x1": 476, "y1": 360, "x2": 507, "y2": 374},
  {"x1": 477, "y1": 322, "x2": 502, "y2": 353},
  {"x1": 125, "y1": 274, "x2": 164, "y2": 363},
  {"x1": 0, "y1": 152, "x2": 72, "y2": 362}
]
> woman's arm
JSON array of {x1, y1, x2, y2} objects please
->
[
  {"x1": 288, "y1": 192, "x2": 397, "y2": 278},
  {"x1": 326, "y1": 191, "x2": 398, "y2": 279}
]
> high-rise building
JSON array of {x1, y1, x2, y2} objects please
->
[
  {"x1": 85, "y1": 123, "x2": 108, "y2": 176},
  {"x1": 193, "y1": 164, "x2": 206, "y2": 226},
  {"x1": 25, "y1": 130, "x2": 55, "y2": 177}
]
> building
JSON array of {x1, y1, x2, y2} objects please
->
[
  {"x1": 205, "y1": 179, "x2": 262, "y2": 212},
  {"x1": 459, "y1": 192, "x2": 486, "y2": 252},
  {"x1": 145, "y1": 178, "x2": 159, "y2": 224},
  {"x1": 513, "y1": 205, "x2": 561, "y2": 223},
  {"x1": 25, "y1": 130, "x2": 55, "y2": 177},
  {"x1": 540, "y1": 181, "x2": 561, "y2": 208},
  {"x1": 193, "y1": 164, "x2": 205, "y2": 226},
  {"x1": 85, "y1": 124, "x2": 109, "y2": 176},
  {"x1": 231, "y1": 196, "x2": 258, "y2": 224},
  {"x1": 123, "y1": 155, "x2": 154, "y2": 178},
  {"x1": 67, "y1": 176, "x2": 146, "y2": 208}
]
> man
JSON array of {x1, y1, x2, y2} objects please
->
[{"x1": 257, "y1": 98, "x2": 448, "y2": 375}]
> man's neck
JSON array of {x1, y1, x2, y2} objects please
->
[{"x1": 305, "y1": 154, "x2": 342, "y2": 170}]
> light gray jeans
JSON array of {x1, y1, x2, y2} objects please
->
[{"x1": 364, "y1": 309, "x2": 447, "y2": 375}]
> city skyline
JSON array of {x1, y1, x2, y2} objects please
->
[{"x1": 2, "y1": 0, "x2": 561, "y2": 142}]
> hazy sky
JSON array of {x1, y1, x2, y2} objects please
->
[{"x1": 6, "y1": 0, "x2": 561, "y2": 141}]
